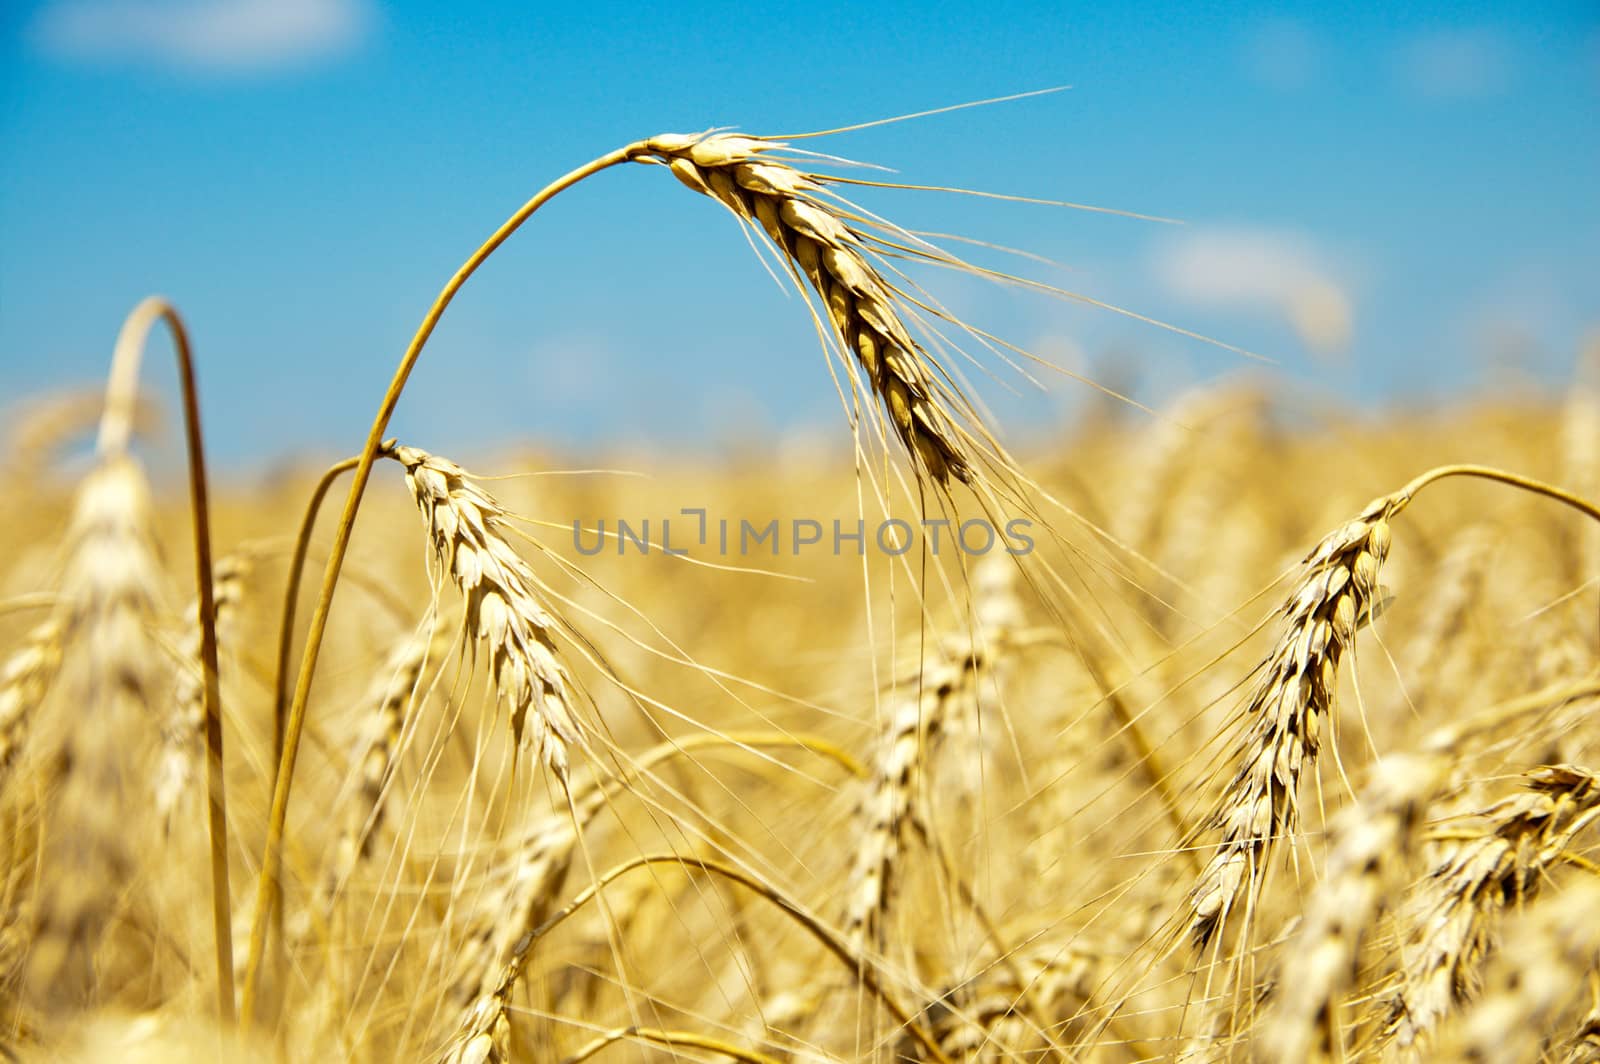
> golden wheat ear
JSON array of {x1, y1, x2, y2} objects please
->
[
  {"x1": 1384, "y1": 765, "x2": 1600, "y2": 1052},
  {"x1": 390, "y1": 444, "x2": 584, "y2": 780},
  {"x1": 1188, "y1": 493, "x2": 1397, "y2": 951},
  {"x1": 639, "y1": 132, "x2": 980, "y2": 487}
]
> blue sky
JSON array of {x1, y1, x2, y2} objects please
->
[{"x1": 1, "y1": 1, "x2": 1596, "y2": 467}]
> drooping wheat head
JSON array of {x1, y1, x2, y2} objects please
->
[
  {"x1": 1188, "y1": 493, "x2": 1397, "y2": 950},
  {"x1": 639, "y1": 132, "x2": 983, "y2": 487},
  {"x1": 390, "y1": 443, "x2": 582, "y2": 780}
]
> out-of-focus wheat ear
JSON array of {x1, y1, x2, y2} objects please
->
[
  {"x1": 0, "y1": 618, "x2": 65, "y2": 792},
  {"x1": 27, "y1": 451, "x2": 165, "y2": 1011},
  {"x1": 320, "y1": 624, "x2": 441, "y2": 910},
  {"x1": 844, "y1": 634, "x2": 1003, "y2": 956},
  {"x1": 1187, "y1": 493, "x2": 1397, "y2": 951},
  {"x1": 438, "y1": 786, "x2": 607, "y2": 1060},
  {"x1": 1384, "y1": 765, "x2": 1600, "y2": 1053},
  {"x1": 6, "y1": 388, "x2": 162, "y2": 477},
  {"x1": 155, "y1": 553, "x2": 252, "y2": 823},
  {"x1": 640, "y1": 132, "x2": 978, "y2": 486},
  {"x1": 389, "y1": 444, "x2": 582, "y2": 781},
  {"x1": 923, "y1": 935, "x2": 1113, "y2": 1063},
  {"x1": 1440, "y1": 880, "x2": 1600, "y2": 1064},
  {"x1": 1256, "y1": 753, "x2": 1439, "y2": 1063}
]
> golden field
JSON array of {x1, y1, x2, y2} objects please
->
[{"x1": 0, "y1": 129, "x2": 1596, "y2": 1063}]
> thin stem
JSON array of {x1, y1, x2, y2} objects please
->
[
  {"x1": 1396, "y1": 464, "x2": 1600, "y2": 525},
  {"x1": 239, "y1": 141, "x2": 651, "y2": 1026},
  {"x1": 271, "y1": 455, "x2": 362, "y2": 776},
  {"x1": 102, "y1": 296, "x2": 235, "y2": 1022}
]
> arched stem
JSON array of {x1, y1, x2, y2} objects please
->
[
  {"x1": 102, "y1": 296, "x2": 234, "y2": 1022},
  {"x1": 239, "y1": 141, "x2": 651, "y2": 1026},
  {"x1": 1396, "y1": 463, "x2": 1600, "y2": 525}
]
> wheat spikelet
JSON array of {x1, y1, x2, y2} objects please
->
[
  {"x1": 0, "y1": 618, "x2": 65, "y2": 791},
  {"x1": 640, "y1": 132, "x2": 976, "y2": 485},
  {"x1": 1256, "y1": 753, "x2": 1438, "y2": 1062},
  {"x1": 1385, "y1": 764, "x2": 1600, "y2": 1052},
  {"x1": 27, "y1": 453, "x2": 165, "y2": 1009},
  {"x1": 155, "y1": 552, "x2": 252, "y2": 822},
  {"x1": 391, "y1": 444, "x2": 581, "y2": 780},
  {"x1": 1188, "y1": 493, "x2": 1397, "y2": 950}
]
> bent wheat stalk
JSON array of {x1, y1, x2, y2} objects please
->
[{"x1": 34, "y1": 297, "x2": 235, "y2": 1020}]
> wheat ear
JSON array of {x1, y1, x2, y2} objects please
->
[
  {"x1": 319, "y1": 624, "x2": 443, "y2": 911},
  {"x1": 1385, "y1": 764, "x2": 1600, "y2": 1051},
  {"x1": 27, "y1": 453, "x2": 164, "y2": 1009},
  {"x1": 1256, "y1": 754, "x2": 1438, "y2": 1062},
  {"x1": 1441, "y1": 881, "x2": 1600, "y2": 1064},
  {"x1": 390, "y1": 444, "x2": 582, "y2": 780},
  {"x1": 1188, "y1": 493, "x2": 1396, "y2": 949},
  {"x1": 641, "y1": 132, "x2": 976, "y2": 485},
  {"x1": 845, "y1": 633, "x2": 1008, "y2": 955}
]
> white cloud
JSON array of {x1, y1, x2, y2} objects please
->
[
  {"x1": 32, "y1": 0, "x2": 372, "y2": 72},
  {"x1": 1398, "y1": 28, "x2": 1512, "y2": 99},
  {"x1": 1245, "y1": 18, "x2": 1321, "y2": 91},
  {"x1": 1152, "y1": 226, "x2": 1353, "y2": 356}
]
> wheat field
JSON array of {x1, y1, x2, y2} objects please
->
[{"x1": 1, "y1": 123, "x2": 1597, "y2": 1063}]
